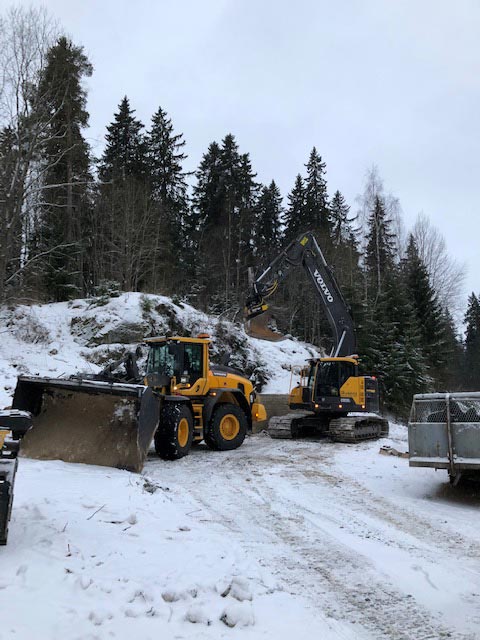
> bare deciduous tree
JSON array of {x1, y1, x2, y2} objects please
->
[
  {"x1": 0, "y1": 6, "x2": 57, "y2": 301},
  {"x1": 412, "y1": 212, "x2": 466, "y2": 315},
  {"x1": 355, "y1": 165, "x2": 406, "y2": 259}
]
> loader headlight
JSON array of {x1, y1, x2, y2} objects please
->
[{"x1": 180, "y1": 375, "x2": 189, "y2": 384}]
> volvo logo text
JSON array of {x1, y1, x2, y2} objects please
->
[{"x1": 313, "y1": 269, "x2": 334, "y2": 302}]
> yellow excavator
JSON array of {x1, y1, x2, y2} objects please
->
[
  {"x1": 245, "y1": 231, "x2": 388, "y2": 442},
  {"x1": 12, "y1": 335, "x2": 266, "y2": 472}
]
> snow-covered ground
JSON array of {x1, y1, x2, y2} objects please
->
[
  {"x1": 2, "y1": 425, "x2": 480, "y2": 639},
  {"x1": 1, "y1": 295, "x2": 480, "y2": 639}
]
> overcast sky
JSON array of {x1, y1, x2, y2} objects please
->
[{"x1": 10, "y1": 0, "x2": 480, "y2": 304}]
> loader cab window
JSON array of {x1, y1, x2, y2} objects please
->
[
  {"x1": 183, "y1": 343, "x2": 203, "y2": 384},
  {"x1": 146, "y1": 342, "x2": 204, "y2": 385}
]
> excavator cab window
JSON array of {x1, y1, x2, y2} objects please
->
[
  {"x1": 314, "y1": 361, "x2": 356, "y2": 398},
  {"x1": 302, "y1": 365, "x2": 316, "y2": 402}
]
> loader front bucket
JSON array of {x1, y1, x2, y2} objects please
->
[{"x1": 12, "y1": 377, "x2": 160, "y2": 473}]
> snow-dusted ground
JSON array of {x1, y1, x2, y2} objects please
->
[
  {"x1": 2, "y1": 424, "x2": 480, "y2": 639},
  {"x1": 2, "y1": 295, "x2": 480, "y2": 638}
]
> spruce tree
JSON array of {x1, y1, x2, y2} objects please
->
[
  {"x1": 439, "y1": 308, "x2": 464, "y2": 390},
  {"x1": 191, "y1": 141, "x2": 223, "y2": 307},
  {"x1": 402, "y1": 235, "x2": 447, "y2": 383},
  {"x1": 34, "y1": 36, "x2": 93, "y2": 301},
  {"x1": 361, "y1": 268, "x2": 430, "y2": 416},
  {"x1": 99, "y1": 96, "x2": 147, "y2": 181},
  {"x1": 284, "y1": 174, "x2": 306, "y2": 241},
  {"x1": 303, "y1": 147, "x2": 331, "y2": 241},
  {"x1": 145, "y1": 106, "x2": 190, "y2": 292},
  {"x1": 330, "y1": 190, "x2": 352, "y2": 246},
  {"x1": 463, "y1": 293, "x2": 480, "y2": 390},
  {"x1": 365, "y1": 195, "x2": 396, "y2": 298},
  {"x1": 94, "y1": 97, "x2": 151, "y2": 291},
  {"x1": 254, "y1": 181, "x2": 283, "y2": 261},
  {"x1": 193, "y1": 134, "x2": 258, "y2": 312}
]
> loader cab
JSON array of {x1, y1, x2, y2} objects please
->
[{"x1": 146, "y1": 338, "x2": 206, "y2": 387}]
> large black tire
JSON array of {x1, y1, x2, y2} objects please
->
[
  {"x1": 154, "y1": 403, "x2": 194, "y2": 460},
  {"x1": 0, "y1": 478, "x2": 12, "y2": 545},
  {"x1": 204, "y1": 403, "x2": 247, "y2": 451}
]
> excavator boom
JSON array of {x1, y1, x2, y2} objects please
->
[{"x1": 246, "y1": 232, "x2": 356, "y2": 356}]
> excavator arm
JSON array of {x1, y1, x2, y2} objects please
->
[{"x1": 245, "y1": 232, "x2": 357, "y2": 357}]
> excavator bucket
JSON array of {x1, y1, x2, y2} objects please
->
[
  {"x1": 12, "y1": 377, "x2": 160, "y2": 473},
  {"x1": 245, "y1": 312, "x2": 286, "y2": 342}
]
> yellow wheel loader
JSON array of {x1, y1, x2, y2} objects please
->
[
  {"x1": 0, "y1": 410, "x2": 31, "y2": 544},
  {"x1": 245, "y1": 231, "x2": 388, "y2": 442},
  {"x1": 12, "y1": 335, "x2": 266, "y2": 472}
]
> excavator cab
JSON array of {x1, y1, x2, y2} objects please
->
[{"x1": 292, "y1": 357, "x2": 364, "y2": 412}]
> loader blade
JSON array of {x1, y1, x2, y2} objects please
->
[{"x1": 12, "y1": 377, "x2": 160, "y2": 473}]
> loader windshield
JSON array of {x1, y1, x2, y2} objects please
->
[{"x1": 146, "y1": 342, "x2": 203, "y2": 384}]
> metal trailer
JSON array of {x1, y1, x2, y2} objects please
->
[{"x1": 408, "y1": 392, "x2": 480, "y2": 485}]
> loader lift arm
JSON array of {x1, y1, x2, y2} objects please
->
[{"x1": 245, "y1": 232, "x2": 356, "y2": 356}]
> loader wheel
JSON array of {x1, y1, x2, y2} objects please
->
[
  {"x1": 154, "y1": 403, "x2": 194, "y2": 460},
  {"x1": 0, "y1": 479, "x2": 12, "y2": 545},
  {"x1": 204, "y1": 403, "x2": 247, "y2": 451}
]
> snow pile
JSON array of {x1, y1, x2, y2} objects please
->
[{"x1": 0, "y1": 292, "x2": 319, "y2": 408}]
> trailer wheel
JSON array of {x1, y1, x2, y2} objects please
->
[
  {"x1": 205, "y1": 403, "x2": 247, "y2": 451},
  {"x1": 155, "y1": 403, "x2": 194, "y2": 460}
]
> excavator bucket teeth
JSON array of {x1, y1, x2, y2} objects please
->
[
  {"x1": 245, "y1": 312, "x2": 285, "y2": 342},
  {"x1": 12, "y1": 377, "x2": 160, "y2": 473}
]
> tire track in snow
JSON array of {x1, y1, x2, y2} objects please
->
[{"x1": 151, "y1": 439, "x2": 477, "y2": 640}]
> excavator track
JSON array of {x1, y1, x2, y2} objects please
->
[
  {"x1": 328, "y1": 415, "x2": 389, "y2": 443},
  {"x1": 268, "y1": 413, "x2": 312, "y2": 439},
  {"x1": 268, "y1": 413, "x2": 389, "y2": 443}
]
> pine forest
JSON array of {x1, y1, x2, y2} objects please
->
[{"x1": 1, "y1": 9, "x2": 477, "y2": 417}]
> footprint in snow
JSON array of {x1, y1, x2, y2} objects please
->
[
  {"x1": 222, "y1": 576, "x2": 253, "y2": 602},
  {"x1": 185, "y1": 604, "x2": 212, "y2": 626},
  {"x1": 88, "y1": 610, "x2": 113, "y2": 626},
  {"x1": 76, "y1": 575, "x2": 93, "y2": 590},
  {"x1": 220, "y1": 602, "x2": 255, "y2": 628}
]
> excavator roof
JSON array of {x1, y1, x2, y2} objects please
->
[{"x1": 309, "y1": 356, "x2": 359, "y2": 365}]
